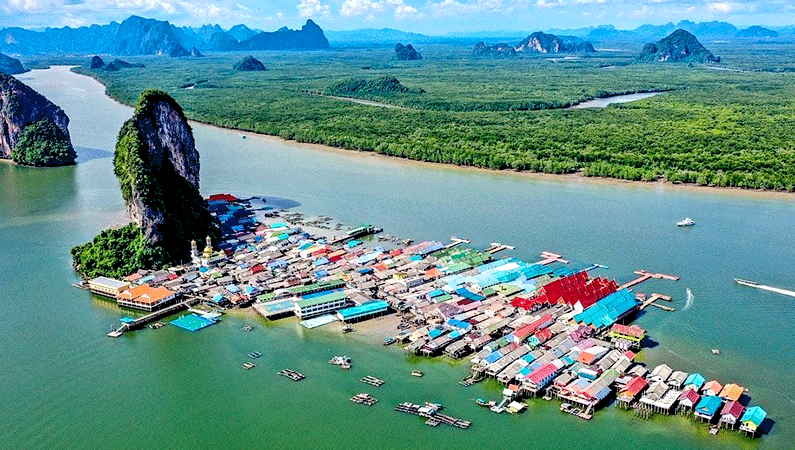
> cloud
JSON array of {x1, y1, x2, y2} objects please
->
[
  {"x1": 8, "y1": 0, "x2": 41, "y2": 12},
  {"x1": 429, "y1": 0, "x2": 504, "y2": 17},
  {"x1": 706, "y1": 1, "x2": 746, "y2": 13},
  {"x1": 535, "y1": 0, "x2": 564, "y2": 7},
  {"x1": 298, "y1": 0, "x2": 330, "y2": 17},
  {"x1": 340, "y1": 0, "x2": 420, "y2": 19}
]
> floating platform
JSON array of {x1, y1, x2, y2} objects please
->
[
  {"x1": 361, "y1": 375, "x2": 385, "y2": 387},
  {"x1": 394, "y1": 402, "x2": 471, "y2": 429},
  {"x1": 279, "y1": 369, "x2": 305, "y2": 381},
  {"x1": 170, "y1": 313, "x2": 217, "y2": 332},
  {"x1": 350, "y1": 393, "x2": 378, "y2": 406}
]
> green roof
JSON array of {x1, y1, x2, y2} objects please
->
[{"x1": 296, "y1": 291, "x2": 348, "y2": 309}]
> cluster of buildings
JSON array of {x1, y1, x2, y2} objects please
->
[{"x1": 84, "y1": 193, "x2": 768, "y2": 438}]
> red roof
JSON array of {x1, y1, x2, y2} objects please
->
[
  {"x1": 208, "y1": 193, "x2": 238, "y2": 202},
  {"x1": 528, "y1": 363, "x2": 559, "y2": 384},
  {"x1": 679, "y1": 389, "x2": 701, "y2": 404},
  {"x1": 721, "y1": 401, "x2": 745, "y2": 419},
  {"x1": 622, "y1": 376, "x2": 648, "y2": 396},
  {"x1": 611, "y1": 323, "x2": 646, "y2": 339},
  {"x1": 516, "y1": 272, "x2": 619, "y2": 312}
]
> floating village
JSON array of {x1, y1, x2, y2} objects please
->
[{"x1": 81, "y1": 193, "x2": 770, "y2": 439}]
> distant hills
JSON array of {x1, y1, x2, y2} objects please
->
[
  {"x1": 0, "y1": 16, "x2": 790, "y2": 56},
  {"x1": 548, "y1": 20, "x2": 787, "y2": 42},
  {"x1": 0, "y1": 53, "x2": 26, "y2": 74},
  {"x1": 639, "y1": 29, "x2": 719, "y2": 63},
  {"x1": 0, "y1": 15, "x2": 329, "y2": 56},
  {"x1": 474, "y1": 32, "x2": 594, "y2": 57}
]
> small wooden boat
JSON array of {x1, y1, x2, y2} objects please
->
[
  {"x1": 411, "y1": 370, "x2": 424, "y2": 377},
  {"x1": 712, "y1": 349, "x2": 721, "y2": 355},
  {"x1": 383, "y1": 337, "x2": 396, "y2": 346},
  {"x1": 242, "y1": 362, "x2": 256, "y2": 370},
  {"x1": 248, "y1": 351, "x2": 262, "y2": 358}
]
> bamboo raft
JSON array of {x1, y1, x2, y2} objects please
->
[
  {"x1": 394, "y1": 402, "x2": 471, "y2": 429},
  {"x1": 350, "y1": 393, "x2": 378, "y2": 406},
  {"x1": 361, "y1": 375, "x2": 385, "y2": 386},
  {"x1": 278, "y1": 369, "x2": 305, "y2": 381}
]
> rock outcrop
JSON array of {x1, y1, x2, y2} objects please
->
[
  {"x1": 639, "y1": 29, "x2": 719, "y2": 63},
  {"x1": 0, "y1": 73, "x2": 75, "y2": 166},
  {"x1": 0, "y1": 53, "x2": 26, "y2": 74},
  {"x1": 238, "y1": 20, "x2": 330, "y2": 50},
  {"x1": 89, "y1": 55, "x2": 105, "y2": 69},
  {"x1": 103, "y1": 59, "x2": 145, "y2": 71},
  {"x1": 515, "y1": 32, "x2": 595, "y2": 53},
  {"x1": 394, "y1": 43, "x2": 422, "y2": 60},
  {"x1": 473, "y1": 42, "x2": 516, "y2": 57},
  {"x1": 233, "y1": 55, "x2": 266, "y2": 71},
  {"x1": 72, "y1": 90, "x2": 218, "y2": 278}
]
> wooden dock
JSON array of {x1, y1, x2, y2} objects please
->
[
  {"x1": 622, "y1": 270, "x2": 680, "y2": 289},
  {"x1": 443, "y1": 237, "x2": 470, "y2": 249},
  {"x1": 536, "y1": 251, "x2": 569, "y2": 266},
  {"x1": 107, "y1": 295, "x2": 203, "y2": 337},
  {"x1": 487, "y1": 242, "x2": 515, "y2": 254},
  {"x1": 639, "y1": 293, "x2": 675, "y2": 311}
]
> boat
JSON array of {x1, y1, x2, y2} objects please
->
[
  {"x1": 340, "y1": 325, "x2": 354, "y2": 334},
  {"x1": 712, "y1": 349, "x2": 721, "y2": 355},
  {"x1": 242, "y1": 362, "x2": 256, "y2": 370},
  {"x1": 475, "y1": 398, "x2": 496, "y2": 407},
  {"x1": 329, "y1": 355, "x2": 352, "y2": 369},
  {"x1": 411, "y1": 370, "x2": 424, "y2": 377},
  {"x1": 734, "y1": 278, "x2": 758, "y2": 287},
  {"x1": 241, "y1": 325, "x2": 254, "y2": 332},
  {"x1": 677, "y1": 217, "x2": 696, "y2": 227},
  {"x1": 383, "y1": 337, "x2": 396, "y2": 346},
  {"x1": 248, "y1": 351, "x2": 262, "y2": 358},
  {"x1": 709, "y1": 425, "x2": 720, "y2": 435}
]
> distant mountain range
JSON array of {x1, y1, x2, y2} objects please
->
[
  {"x1": 548, "y1": 21, "x2": 784, "y2": 42},
  {"x1": 0, "y1": 16, "x2": 790, "y2": 56},
  {"x1": 0, "y1": 15, "x2": 329, "y2": 56}
]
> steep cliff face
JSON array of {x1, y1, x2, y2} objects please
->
[
  {"x1": 639, "y1": 29, "x2": 719, "y2": 63},
  {"x1": 115, "y1": 90, "x2": 215, "y2": 254},
  {"x1": 515, "y1": 32, "x2": 595, "y2": 53},
  {"x1": 72, "y1": 90, "x2": 218, "y2": 278},
  {"x1": 0, "y1": 73, "x2": 75, "y2": 166},
  {"x1": 0, "y1": 53, "x2": 26, "y2": 74}
]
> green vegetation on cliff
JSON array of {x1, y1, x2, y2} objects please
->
[
  {"x1": 12, "y1": 119, "x2": 76, "y2": 166},
  {"x1": 70, "y1": 224, "x2": 165, "y2": 279},
  {"x1": 71, "y1": 89, "x2": 217, "y2": 279}
]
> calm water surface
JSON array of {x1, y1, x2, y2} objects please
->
[{"x1": 1, "y1": 66, "x2": 793, "y2": 449}]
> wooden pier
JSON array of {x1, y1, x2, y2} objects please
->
[
  {"x1": 622, "y1": 270, "x2": 680, "y2": 289},
  {"x1": 536, "y1": 251, "x2": 569, "y2": 266},
  {"x1": 443, "y1": 237, "x2": 470, "y2": 249},
  {"x1": 486, "y1": 242, "x2": 515, "y2": 254},
  {"x1": 278, "y1": 369, "x2": 306, "y2": 381},
  {"x1": 639, "y1": 293, "x2": 675, "y2": 312},
  {"x1": 394, "y1": 402, "x2": 471, "y2": 429},
  {"x1": 106, "y1": 295, "x2": 203, "y2": 338}
]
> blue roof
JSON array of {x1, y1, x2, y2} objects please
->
[
  {"x1": 336, "y1": 301, "x2": 388, "y2": 320},
  {"x1": 428, "y1": 328, "x2": 443, "y2": 339},
  {"x1": 455, "y1": 287, "x2": 485, "y2": 302},
  {"x1": 573, "y1": 289, "x2": 637, "y2": 328},
  {"x1": 225, "y1": 284, "x2": 241, "y2": 294},
  {"x1": 695, "y1": 396, "x2": 723, "y2": 416},
  {"x1": 685, "y1": 372, "x2": 706, "y2": 389},
  {"x1": 741, "y1": 406, "x2": 767, "y2": 426}
]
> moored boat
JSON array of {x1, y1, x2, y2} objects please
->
[{"x1": 677, "y1": 217, "x2": 696, "y2": 227}]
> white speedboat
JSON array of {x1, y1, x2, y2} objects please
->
[{"x1": 677, "y1": 217, "x2": 696, "y2": 227}]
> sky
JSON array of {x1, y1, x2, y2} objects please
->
[{"x1": 1, "y1": 0, "x2": 794, "y2": 34}]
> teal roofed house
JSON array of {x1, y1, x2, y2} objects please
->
[
  {"x1": 694, "y1": 395, "x2": 723, "y2": 422},
  {"x1": 336, "y1": 301, "x2": 389, "y2": 323},
  {"x1": 740, "y1": 406, "x2": 767, "y2": 435},
  {"x1": 573, "y1": 289, "x2": 638, "y2": 329},
  {"x1": 684, "y1": 372, "x2": 706, "y2": 391}
]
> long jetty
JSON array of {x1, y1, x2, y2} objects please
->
[
  {"x1": 622, "y1": 270, "x2": 680, "y2": 289},
  {"x1": 107, "y1": 295, "x2": 202, "y2": 337}
]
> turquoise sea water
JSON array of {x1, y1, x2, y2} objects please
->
[{"x1": 1, "y1": 66, "x2": 793, "y2": 449}]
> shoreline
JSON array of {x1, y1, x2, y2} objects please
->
[{"x1": 62, "y1": 65, "x2": 795, "y2": 200}]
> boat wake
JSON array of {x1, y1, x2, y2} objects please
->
[{"x1": 683, "y1": 288, "x2": 694, "y2": 311}]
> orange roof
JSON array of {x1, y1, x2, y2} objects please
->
[
  {"x1": 117, "y1": 284, "x2": 174, "y2": 304},
  {"x1": 117, "y1": 284, "x2": 151, "y2": 300},
  {"x1": 125, "y1": 273, "x2": 143, "y2": 282},
  {"x1": 703, "y1": 380, "x2": 723, "y2": 394},
  {"x1": 719, "y1": 383, "x2": 744, "y2": 402}
]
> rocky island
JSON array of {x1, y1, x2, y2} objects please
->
[
  {"x1": 0, "y1": 73, "x2": 76, "y2": 166},
  {"x1": 394, "y1": 43, "x2": 422, "y2": 60},
  {"x1": 71, "y1": 90, "x2": 218, "y2": 278},
  {"x1": 639, "y1": 29, "x2": 719, "y2": 63},
  {"x1": 233, "y1": 55, "x2": 266, "y2": 71},
  {"x1": 474, "y1": 32, "x2": 594, "y2": 57},
  {"x1": 0, "y1": 53, "x2": 27, "y2": 75}
]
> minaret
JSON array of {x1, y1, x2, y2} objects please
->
[
  {"x1": 190, "y1": 239, "x2": 199, "y2": 265},
  {"x1": 202, "y1": 235, "x2": 213, "y2": 266}
]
